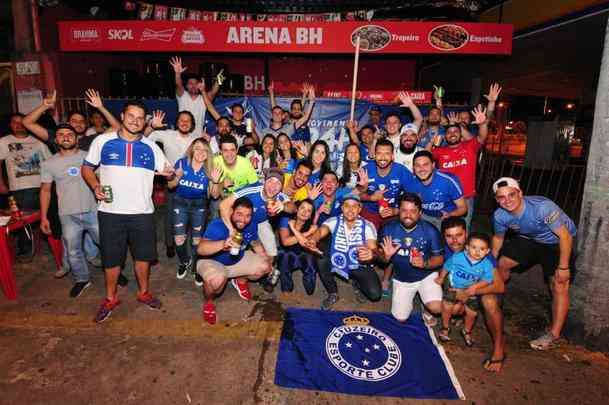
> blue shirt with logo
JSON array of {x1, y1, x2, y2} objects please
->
[
  {"x1": 417, "y1": 126, "x2": 446, "y2": 148},
  {"x1": 379, "y1": 219, "x2": 444, "y2": 283},
  {"x1": 493, "y1": 196, "x2": 576, "y2": 245},
  {"x1": 174, "y1": 157, "x2": 209, "y2": 199},
  {"x1": 410, "y1": 170, "x2": 463, "y2": 218},
  {"x1": 292, "y1": 126, "x2": 311, "y2": 142},
  {"x1": 202, "y1": 218, "x2": 258, "y2": 265},
  {"x1": 363, "y1": 162, "x2": 415, "y2": 212},
  {"x1": 233, "y1": 182, "x2": 289, "y2": 225},
  {"x1": 445, "y1": 244, "x2": 497, "y2": 267},
  {"x1": 313, "y1": 187, "x2": 350, "y2": 225},
  {"x1": 445, "y1": 251, "x2": 494, "y2": 289}
]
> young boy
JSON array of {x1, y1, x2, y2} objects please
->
[{"x1": 435, "y1": 233, "x2": 494, "y2": 346}]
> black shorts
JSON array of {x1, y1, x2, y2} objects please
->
[
  {"x1": 443, "y1": 280, "x2": 480, "y2": 311},
  {"x1": 500, "y1": 236, "x2": 574, "y2": 278},
  {"x1": 98, "y1": 211, "x2": 157, "y2": 268}
]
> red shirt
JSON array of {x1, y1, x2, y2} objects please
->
[{"x1": 432, "y1": 138, "x2": 482, "y2": 198}]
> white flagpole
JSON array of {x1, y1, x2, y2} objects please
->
[{"x1": 349, "y1": 36, "x2": 361, "y2": 122}]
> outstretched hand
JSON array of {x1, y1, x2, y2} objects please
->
[
  {"x1": 471, "y1": 104, "x2": 487, "y2": 125},
  {"x1": 484, "y1": 83, "x2": 502, "y2": 102},
  {"x1": 169, "y1": 56, "x2": 187, "y2": 74},
  {"x1": 42, "y1": 90, "x2": 56, "y2": 108}
]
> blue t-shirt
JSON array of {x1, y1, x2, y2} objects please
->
[
  {"x1": 292, "y1": 126, "x2": 311, "y2": 142},
  {"x1": 445, "y1": 251, "x2": 494, "y2": 289},
  {"x1": 307, "y1": 169, "x2": 323, "y2": 186},
  {"x1": 363, "y1": 162, "x2": 415, "y2": 212},
  {"x1": 379, "y1": 219, "x2": 444, "y2": 283},
  {"x1": 202, "y1": 218, "x2": 258, "y2": 265},
  {"x1": 313, "y1": 187, "x2": 350, "y2": 225},
  {"x1": 233, "y1": 182, "x2": 289, "y2": 225},
  {"x1": 493, "y1": 196, "x2": 576, "y2": 245},
  {"x1": 417, "y1": 126, "x2": 446, "y2": 148},
  {"x1": 410, "y1": 170, "x2": 463, "y2": 218},
  {"x1": 445, "y1": 244, "x2": 497, "y2": 267},
  {"x1": 174, "y1": 158, "x2": 209, "y2": 199}
]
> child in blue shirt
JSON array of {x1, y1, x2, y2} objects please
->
[{"x1": 435, "y1": 232, "x2": 494, "y2": 347}]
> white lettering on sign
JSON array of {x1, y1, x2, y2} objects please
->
[
  {"x1": 72, "y1": 29, "x2": 99, "y2": 41},
  {"x1": 16, "y1": 61, "x2": 40, "y2": 76},
  {"x1": 244, "y1": 75, "x2": 265, "y2": 91},
  {"x1": 469, "y1": 35, "x2": 503, "y2": 43},
  {"x1": 227, "y1": 26, "x2": 321, "y2": 45},
  {"x1": 392, "y1": 34, "x2": 420, "y2": 42},
  {"x1": 108, "y1": 29, "x2": 134, "y2": 40},
  {"x1": 296, "y1": 27, "x2": 323, "y2": 44}
]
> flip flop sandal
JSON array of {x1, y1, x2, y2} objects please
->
[
  {"x1": 461, "y1": 328, "x2": 474, "y2": 347},
  {"x1": 483, "y1": 355, "x2": 506, "y2": 372},
  {"x1": 438, "y1": 327, "x2": 451, "y2": 342}
]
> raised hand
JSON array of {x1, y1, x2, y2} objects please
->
[
  {"x1": 174, "y1": 160, "x2": 184, "y2": 180},
  {"x1": 84, "y1": 89, "x2": 104, "y2": 109},
  {"x1": 157, "y1": 162, "x2": 175, "y2": 178},
  {"x1": 484, "y1": 83, "x2": 502, "y2": 102},
  {"x1": 210, "y1": 166, "x2": 223, "y2": 184},
  {"x1": 267, "y1": 80, "x2": 274, "y2": 94},
  {"x1": 446, "y1": 111, "x2": 459, "y2": 124},
  {"x1": 216, "y1": 69, "x2": 225, "y2": 86},
  {"x1": 169, "y1": 56, "x2": 187, "y2": 74},
  {"x1": 197, "y1": 78, "x2": 206, "y2": 93},
  {"x1": 308, "y1": 85, "x2": 316, "y2": 101},
  {"x1": 356, "y1": 168, "x2": 368, "y2": 188},
  {"x1": 293, "y1": 140, "x2": 308, "y2": 157},
  {"x1": 150, "y1": 110, "x2": 166, "y2": 129},
  {"x1": 398, "y1": 91, "x2": 414, "y2": 108},
  {"x1": 42, "y1": 90, "x2": 56, "y2": 108},
  {"x1": 471, "y1": 104, "x2": 488, "y2": 125},
  {"x1": 301, "y1": 82, "x2": 310, "y2": 96},
  {"x1": 308, "y1": 182, "x2": 323, "y2": 201},
  {"x1": 381, "y1": 235, "x2": 400, "y2": 259}
]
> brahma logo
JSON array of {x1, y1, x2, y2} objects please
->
[
  {"x1": 72, "y1": 29, "x2": 100, "y2": 42},
  {"x1": 140, "y1": 28, "x2": 176, "y2": 42},
  {"x1": 108, "y1": 29, "x2": 134, "y2": 40},
  {"x1": 181, "y1": 28, "x2": 204, "y2": 44}
]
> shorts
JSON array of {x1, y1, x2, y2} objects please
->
[
  {"x1": 443, "y1": 280, "x2": 480, "y2": 311},
  {"x1": 391, "y1": 272, "x2": 443, "y2": 321},
  {"x1": 197, "y1": 250, "x2": 270, "y2": 282},
  {"x1": 98, "y1": 211, "x2": 157, "y2": 268},
  {"x1": 500, "y1": 236, "x2": 575, "y2": 278},
  {"x1": 257, "y1": 220, "x2": 278, "y2": 257}
]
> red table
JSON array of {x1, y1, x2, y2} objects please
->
[{"x1": 0, "y1": 211, "x2": 43, "y2": 300}]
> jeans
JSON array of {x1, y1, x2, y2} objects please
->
[
  {"x1": 278, "y1": 246, "x2": 317, "y2": 295},
  {"x1": 13, "y1": 188, "x2": 40, "y2": 254},
  {"x1": 164, "y1": 188, "x2": 176, "y2": 248},
  {"x1": 464, "y1": 197, "x2": 475, "y2": 231},
  {"x1": 172, "y1": 195, "x2": 208, "y2": 265},
  {"x1": 59, "y1": 211, "x2": 100, "y2": 282}
]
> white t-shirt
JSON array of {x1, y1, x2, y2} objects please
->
[
  {"x1": 322, "y1": 216, "x2": 377, "y2": 241},
  {"x1": 0, "y1": 134, "x2": 52, "y2": 191},
  {"x1": 83, "y1": 132, "x2": 169, "y2": 215},
  {"x1": 177, "y1": 92, "x2": 207, "y2": 137},
  {"x1": 148, "y1": 130, "x2": 200, "y2": 165},
  {"x1": 394, "y1": 146, "x2": 422, "y2": 172}
]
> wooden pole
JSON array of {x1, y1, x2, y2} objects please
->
[{"x1": 349, "y1": 36, "x2": 361, "y2": 122}]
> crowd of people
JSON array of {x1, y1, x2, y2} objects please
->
[{"x1": 0, "y1": 57, "x2": 577, "y2": 374}]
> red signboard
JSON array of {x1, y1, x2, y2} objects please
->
[
  {"x1": 323, "y1": 90, "x2": 432, "y2": 104},
  {"x1": 58, "y1": 20, "x2": 512, "y2": 54}
]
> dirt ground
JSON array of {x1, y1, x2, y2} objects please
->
[{"x1": 1, "y1": 216, "x2": 608, "y2": 405}]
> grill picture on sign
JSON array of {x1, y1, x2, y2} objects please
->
[
  {"x1": 351, "y1": 25, "x2": 391, "y2": 51},
  {"x1": 428, "y1": 24, "x2": 469, "y2": 51}
]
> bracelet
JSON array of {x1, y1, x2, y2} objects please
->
[{"x1": 557, "y1": 266, "x2": 569, "y2": 271}]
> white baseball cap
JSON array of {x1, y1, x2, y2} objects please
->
[
  {"x1": 400, "y1": 123, "x2": 419, "y2": 135},
  {"x1": 492, "y1": 177, "x2": 521, "y2": 193}
]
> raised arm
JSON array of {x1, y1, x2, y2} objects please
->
[
  {"x1": 398, "y1": 91, "x2": 423, "y2": 128},
  {"x1": 84, "y1": 89, "x2": 121, "y2": 132},
  {"x1": 471, "y1": 104, "x2": 489, "y2": 144},
  {"x1": 268, "y1": 80, "x2": 277, "y2": 111},
  {"x1": 346, "y1": 119, "x2": 360, "y2": 145},
  {"x1": 201, "y1": 82, "x2": 221, "y2": 121},
  {"x1": 483, "y1": 83, "x2": 502, "y2": 120},
  {"x1": 169, "y1": 56, "x2": 187, "y2": 97},
  {"x1": 206, "y1": 70, "x2": 222, "y2": 102},
  {"x1": 294, "y1": 86, "x2": 315, "y2": 129},
  {"x1": 22, "y1": 90, "x2": 56, "y2": 142}
]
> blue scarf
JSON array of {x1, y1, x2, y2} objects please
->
[{"x1": 329, "y1": 215, "x2": 366, "y2": 279}]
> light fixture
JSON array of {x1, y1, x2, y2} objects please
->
[
  {"x1": 547, "y1": 108, "x2": 553, "y2": 113},
  {"x1": 566, "y1": 103, "x2": 575, "y2": 110},
  {"x1": 497, "y1": 102, "x2": 505, "y2": 108}
]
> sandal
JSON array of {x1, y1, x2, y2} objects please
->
[
  {"x1": 483, "y1": 355, "x2": 506, "y2": 373},
  {"x1": 461, "y1": 328, "x2": 474, "y2": 347},
  {"x1": 438, "y1": 327, "x2": 451, "y2": 342}
]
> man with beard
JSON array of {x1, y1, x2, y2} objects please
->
[
  {"x1": 346, "y1": 121, "x2": 376, "y2": 161},
  {"x1": 283, "y1": 159, "x2": 321, "y2": 202},
  {"x1": 40, "y1": 124, "x2": 100, "y2": 298},
  {"x1": 410, "y1": 150, "x2": 467, "y2": 230},
  {"x1": 379, "y1": 193, "x2": 444, "y2": 323},
  {"x1": 197, "y1": 197, "x2": 272, "y2": 324},
  {"x1": 82, "y1": 101, "x2": 175, "y2": 323},
  {"x1": 432, "y1": 104, "x2": 489, "y2": 229},
  {"x1": 145, "y1": 110, "x2": 202, "y2": 258},
  {"x1": 395, "y1": 123, "x2": 423, "y2": 172},
  {"x1": 169, "y1": 56, "x2": 219, "y2": 137},
  {"x1": 202, "y1": 95, "x2": 259, "y2": 146},
  {"x1": 23, "y1": 89, "x2": 120, "y2": 152},
  {"x1": 313, "y1": 171, "x2": 350, "y2": 225},
  {"x1": 265, "y1": 82, "x2": 316, "y2": 139},
  {"x1": 213, "y1": 135, "x2": 258, "y2": 195},
  {"x1": 386, "y1": 92, "x2": 423, "y2": 152},
  {"x1": 366, "y1": 105, "x2": 386, "y2": 137},
  {"x1": 418, "y1": 106, "x2": 445, "y2": 149}
]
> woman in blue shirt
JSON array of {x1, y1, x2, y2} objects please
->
[
  {"x1": 277, "y1": 133, "x2": 299, "y2": 175},
  {"x1": 169, "y1": 138, "x2": 221, "y2": 283}
]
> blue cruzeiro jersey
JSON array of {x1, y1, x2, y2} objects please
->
[
  {"x1": 233, "y1": 182, "x2": 289, "y2": 225},
  {"x1": 363, "y1": 162, "x2": 415, "y2": 212},
  {"x1": 410, "y1": 170, "x2": 463, "y2": 218},
  {"x1": 313, "y1": 187, "x2": 350, "y2": 225},
  {"x1": 202, "y1": 218, "x2": 258, "y2": 266},
  {"x1": 493, "y1": 196, "x2": 576, "y2": 245},
  {"x1": 445, "y1": 244, "x2": 497, "y2": 267},
  {"x1": 379, "y1": 219, "x2": 444, "y2": 283},
  {"x1": 174, "y1": 157, "x2": 209, "y2": 200},
  {"x1": 445, "y1": 251, "x2": 494, "y2": 290}
]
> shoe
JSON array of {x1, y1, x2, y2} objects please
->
[
  {"x1": 69, "y1": 281, "x2": 91, "y2": 298},
  {"x1": 117, "y1": 273, "x2": 129, "y2": 288},
  {"x1": 202, "y1": 301, "x2": 217, "y2": 325},
  {"x1": 381, "y1": 280, "x2": 391, "y2": 299},
  {"x1": 438, "y1": 327, "x2": 451, "y2": 342},
  {"x1": 177, "y1": 263, "x2": 188, "y2": 279},
  {"x1": 94, "y1": 297, "x2": 120, "y2": 323},
  {"x1": 321, "y1": 293, "x2": 339, "y2": 310},
  {"x1": 351, "y1": 281, "x2": 367, "y2": 303},
  {"x1": 422, "y1": 310, "x2": 438, "y2": 327},
  {"x1": 137, "y1": 291, "x2": 162, "y2": 310},
  {"x1": 461, "y1": 328, "x2": 474, "y2": 347},
  {"x1": 230, "y1": 279, "x2": 252, "y2": 301},
  {"x1": 87, "y1": 256, "x2": 102, "y2": 268},
  {"x1": 530, "y1": 331, "x2": 560, "y2": 350},
  {"x1": 194, "y1": 273, "x2": 203, "y2": 287},
  {"x1": 54, "y1": 266, "x2": 70, "y2": 279},
  {"x1": 166, "y1": 245, "x2": 176, "y2": 258}
]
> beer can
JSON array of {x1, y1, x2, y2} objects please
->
[
  {"x1": 245, "y1": 118, "x2": 253, "y2": 133},
  {"x1": 102, "y1": 185, "x2": 113, "y2": 203}
]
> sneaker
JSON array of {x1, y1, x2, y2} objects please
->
[
  {"x1": 69, "y1": 281, "x2": 91, "y2": 298},
  {"x1": 422, "y1": 310, "x2": 438, "y2": 327},
  {"x1": 321, "y1": 293, "x2": 339, "y2": 310},
  {"x1": 194, "y1": 273, "x2": 203, "y2": 287},
  {"x1": 117, "y1": 273, "x2": 129, "y2": 288},
  {"x1": 137, "y1": 291, "x2": 162, "y2": 310},
  {"x1": 202, "y1": 302, "x2": 217, "y2": 325},
  {"x1": 530, "y1": 331, "x2": 560, "y2": 350},
  {"x1": 231, "y1": 279, "x2": 252, "y2": 301},
  {"x1": 166, "y1": 245, "x2": 176, "y2": 258},
  {"x1": 352, "y1": 281, "x2": 367, "y2": 303},
  {"x1": 177, "y1": 263, "x2": 188, "y2": 279},
  {"x1": 87, "y1": 256, "x2": 102, "y2": 268},
  {"x1": 381, "y1": 279, "x2": 391, "y2": 299},
  {"x1": 54, "y1": 266, "x2": 70, "y2": 279},
  {"x1": 94, "y1": 297, "x2": 120, "y2": 323}
]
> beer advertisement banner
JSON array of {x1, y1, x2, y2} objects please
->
[{"x1": 59, "y1": 20, "x2": 512, "y2": 54}]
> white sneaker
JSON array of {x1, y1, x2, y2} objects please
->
[
  {"x1": 422, "y1": 311, "x2": 437, "y2": 327},
  {"x1": 530, "y1": 331, "x2": 560, "y2": 350}
]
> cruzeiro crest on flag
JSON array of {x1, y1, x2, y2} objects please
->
[{"x1": 325, "y1": 315, "x2": 402, "y2": 382}]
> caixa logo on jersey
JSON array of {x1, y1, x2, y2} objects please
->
[{"x1": 107, "y1": 29, "x2": 134, "y2": 40}]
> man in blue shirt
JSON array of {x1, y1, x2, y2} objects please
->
[
  {"x1": 492, "y1": 177, "x2": 576, "y2": 351},
  {"x1": 197, "y1": 197, "x2": 271, "y2": 325},
  {"x1": 379, "y1": 193, "x2": 445, "y2": 323},
  {"x1": 313, "y1": 171, "x2": 349, "y2": 225},
  {"x1": 410, "y1": 150, "x2": 467, "y2": 230}
]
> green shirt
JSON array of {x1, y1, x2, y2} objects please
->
[{"x1": 213, "y1": 155, "x2": 258, "y2": 193}]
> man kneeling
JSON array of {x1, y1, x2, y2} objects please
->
[{"x1": 196, "y1": 197, "x2": 271, "y2": 324}]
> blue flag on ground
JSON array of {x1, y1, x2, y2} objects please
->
[{"x1": 275, "y1": 308, "x2": 465, "y2": 400}]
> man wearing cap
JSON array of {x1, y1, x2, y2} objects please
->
[
  {"x1": 385, "y1": 92, "x2": 424, "y2": 153},
  {"x1": 40, "y1": 124, "x2": 100, "y2": 298},
  {"x1": 394, "y1": 123, "x2": 423, "y2": 172},
  {"x1": 492, "y1": 177, "x2": 576, "y2": 350},
  {"x1": 304, "y1": 192, "x2": 381, "y2": 309},
  {"x1": 219, "y1": 167, "x2": 295, "y2": 298},
  {"x1": 432, "y1": 104, "x2": 489, "y2": 229},
  {"x1": 410, "y1": 150, "x2": 467, "y2": 230}
]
